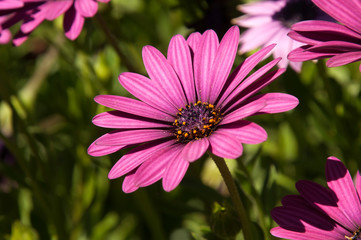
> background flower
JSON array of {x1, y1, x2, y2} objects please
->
[
  {"x1": 88, "y1": 26, "x2": 298, "y2": 193},
  {"x1": 232, "y1": 0, "x2": 333, "y2": 72},
  {"x1": 288, "y1": 0, "x2": 361, "y2": 71},
  {"x1": 0, "y1": 0, "x2": 110, "y2": 45},
  {"x1": 271, "y1": 156, "x2": 361, "y2": 240}
]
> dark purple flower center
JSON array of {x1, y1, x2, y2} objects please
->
[
  {"x1": 272, "y1": 0, "x2": 318, "y2": 28},
  {"x1": 173, "y1": 101, "x2": 222, "y2": 142},
  {"x1": 345, "y1": 228, "x2": 361, "y2": 240}
]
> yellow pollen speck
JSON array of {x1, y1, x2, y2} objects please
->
[
  {"x1": 208, "y1": 104, "x2": 214, "y2": 108},
  {"x1": 209, "y1": 119, "x2": 214, "y2": 123},
  {"x1": 177, "y1": 130, "x2": 182, "y2": 135},
  {"x1": 196, "y1": 101, "x2": 202, "y2": 105},
  {"x1": 182, "y1": 122, "x2": 186, "y2": 125},
  {"x1": 184, "y1": 133, "x2": 189, "y2": 137},
  {"x1": 193, "y1": 130, "x2": 197, "y2": 134},
  {"x1": 174, "y1": 119, "x2": 178, "y2": 123}
]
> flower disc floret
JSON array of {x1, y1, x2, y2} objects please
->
[{"x1": 173, "y1": 101, "x2": 222, "y2": 142}]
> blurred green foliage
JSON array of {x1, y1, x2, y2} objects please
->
[{"x1": 1, "y1": 0, "x2": 361, "y2": 239}]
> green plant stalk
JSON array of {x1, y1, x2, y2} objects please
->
[
  {"x1": 237, "y1": 157, "x2": 274, "y2": 240},
  {"x1": 209, "y1": 153, "x2": 253, "y2": 240}
]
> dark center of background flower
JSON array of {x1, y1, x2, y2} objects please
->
[
  {"x1": 272, "y1": 0, "x2": 318, "y2": 28},
  {"x1": 173, "y1": 101, "x2": 222, "y2": 142}
]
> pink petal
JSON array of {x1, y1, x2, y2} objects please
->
[
  {"x1": 288, "y1": 46, "x2": 335, "y2": 62},
  {"x1": 12, "y1": 31, "x2": 28, "y2": 46},
  {"x1": 233, "y1": 15, "x2": 272, "y2": 28},
  {"x1": 223, "y1": 68, "x2": 286, "y2": 114},
  {"x1": 246, "y1": 93, "x2": 299, "y2": 115},
  {"x1": 63, "y1": 6, "x2": 85, "y2": 40},
  {"x1": 92, "y1": 111, "x2": 170, "y2": 129},
  {"x1": 308, "y1": 41, "x2": 361, "y2": 52},
  {"x1": 94, "y1": 95, "x2": 174, "y2": 122},
  {"x1": 326, "y1": 156, "x2": 361, "y2": 228},
  {"x1": 108, "y1": 139, "x2": 175, "y2": 179},
  {"x1": 0, "y1": 29, "x2": 11, "y2": 44},
  {"x1": 142, "y1": 45, "x2": 187, "y2": 109},
  {"x1": 271, "y1": 206, "x2": 348, "y2": 240},
  {"x1": 95, "y1": 129, "x2": 172, "y2": 146},
  {"x1": 122, "y1": 172, "x2": 139, "y2": 193},
  {"x1": 20, "y1": 9, "x2": 45, "y2": 33},
  {"x1": 74, "y1": 0, "x2": 98, "y2": 18},
  {"x1": 239, "y1": 21, "x2": 283, "y2": 53},
  {"x1": 0, "y1": 0, "x2": 23, "y2": 9},
  {"x1": 44, "y1": 0, "x2": 73, "y2": 20},
  {"x1": 167, "y1": 34, "x2": 196, "y2": 103},
  {"x1": 186, "y1": 32, "x2": 201, "y2": 57},
  {"x1": 118, "y1": 72, "x2": 178, "y2": 115},
  {"x1": 221, "y1": 99, "x2": 266, "y2": 125},
  {"x1": 288, "y1": 30, "x2": 320, "y2": 45},
  {"x1": 194, "y1": 29, "x2": 219, "y2": 102},
  {"x1": 217, "y1": 44, "x2": 276, "y2": 107},
  {"x1": 238, "y1": 0, "x2": 284, "y2": 15},
  {"x1": 163, "y1": 151, "x2": 189, "y2": 192},
  {"x1": 311, "y1": 0, "x2": 361, "y2": 35},
  {"x1": 326, "y1": 51, "x2": 361, "y2": 67},
  {"x1": 208, "y1": 26, "x2": 239, "y2": 104},
  {"x1": 221, "y1": 57, "x2": 281, "y2": 111},
  {"x1": 219, "y1": 120, "x2": 267, "y2": 144},
  {"x1": 291, "y1": 20, "x2": 361, "y2": 41},
  {"x1": 357, "y1": 171, "x2": 361, "y2": 201},
  {"x1": 208, "y1": 129, "x2": 243, "y2": 159},
  {"x1": 296, "y1": 180, "x2": 358, "y2": 231},
  {"x1": 134, "y1": 144, "x2": 184, "y2": 187},
  {"x1": 181, "y1": 138, "x2": 209, "y2": 162},
  {"x1": 88, "y1": 133, "x2": 127, "y2": 157}
]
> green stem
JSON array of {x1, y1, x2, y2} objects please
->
[
  {"x1": 94, "y1": 14, "x2": 138, "y2": 73},
  {"x1": 237, "y1": 157, "x2": 274, "y2": 240},
  {"x1": 209, "y1": 153, "x2": 252, "y2": 240}
]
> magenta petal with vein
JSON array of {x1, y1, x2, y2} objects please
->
[
  {"x1": 271, "y1": 156, "x2": 361, "y2": 239},
  {"x1": 89, "y1": 26, "x2": 298, "y2": 192},
  {"x1": 288, "y1": 0, "x2": 361, "y2": 71},
  {"x1": 0, "y1": 0, "x2": 110, "y2": 45},
  {"x1": 232, "y1": 0, "x2": 334, "y2": 72}
]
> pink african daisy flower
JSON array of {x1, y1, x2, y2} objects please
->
[
  {"x1": 88, "y1": 26, "x2": 299, "y2": 193},
  {"x1": 271, "y1": 156, "x2": 361, "y2": 240},
  {"x1": 232, "y1": 0, "x2": 333, "y2": 72},
  {"x1": 288, "y1": 0, "x2": 361, "y2": 72},
  {"x1": 0, "y1": 0, "x2": 110, "y2": 46}
]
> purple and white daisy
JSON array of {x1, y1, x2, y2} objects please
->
[
  {"x1": 232, "y1": 0, "x2": 333, "y2": 72},
  {"x1": 0, "y1": 0, "x2": 110, "y2": 46},
  {"x1": 88, "y1": 26, "x2": 299, "y2": 193},
  {"x1": 288, "y1": 0, "x2": 361, "y2": 72},
  {"x1": 271, "y1": 156, "x2": 361, "y2": 240}
]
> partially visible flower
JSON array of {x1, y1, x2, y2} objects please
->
[
  {"x1": 232, "y1": 0, "x2": 333, "y2": 72},
  {"x1": 288, "y1": 0, "x2": 361, "y2": 71},
  {"x1": 271, "y1": 156, "x2": 361, "y2": 240},
  {"x1": 88, "y1": 26, "x2": 299, "y2": 193},
  {"x1": 0, "y1": 0, "x2": 110, "y2": 46}
]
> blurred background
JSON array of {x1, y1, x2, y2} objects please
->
[{"x1": 1, "y1": 0, "x2": 361, "y2": 239}]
